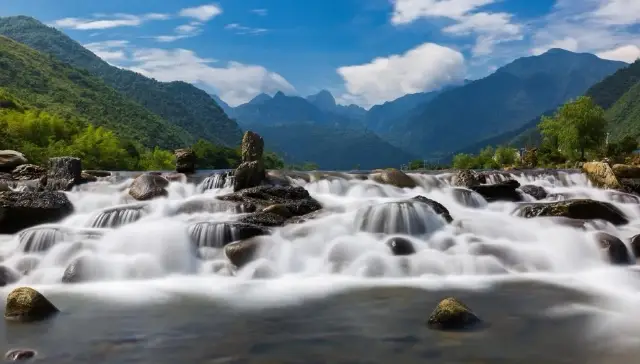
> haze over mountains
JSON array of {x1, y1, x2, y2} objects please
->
[{"x1": 0, "y1": 15, "x2": 637, "y2": 170}]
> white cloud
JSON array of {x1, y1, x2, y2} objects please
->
[
  {"x1": 532, "y1": 37, "x2": 579, "y2": 55},
  {"x1": 84, "y1": 40, "x2": 130, "y2": 63},
  {"x1": 592, "y1": 0, "x2": 640, "y2": 26},
  {"x1": 151, "y1": 21, "x2": 204, "y2": 43},
  {"x1": 391, "y1": 0, "x2": 495, "y2": 24},
  {"x1": 179, "y1": 4, "x2": 223, "y2": 21},
  {"x1": 225, "y1": 23, "x2": 268, "y2": 35},
  {"x1": 52, "y1": 13, "x2": 169, "y2": 30},
  {"x1": 337, "y1": 42, "x2": 466, "y2": 108},
  {"x1": 597, "y1": 45, "x2": 640, "y2": 63},
  {"x1": 251, "y1": 9, "x2": 268, "y2": 16}
]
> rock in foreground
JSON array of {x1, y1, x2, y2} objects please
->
[
  {"x1": 0, "y1": 150, "x2": 27, "y2": 172},
  {"x1": 427, "y1": 297, "x2": 481, "y2": 330},
  {"x1": 515, "y1": 199, "x2": 629, "y2": 226},
  {"x1": 582, "y1": 162, "x2": 621, "y2": 189},
  {"x1": 5, "y1": 349, "x2": 36, "y2": 361},
  {"x1": 128, "y1": 173, "x2": 169, "y2": 201},
  {"x1": 174, "y1": 148, "x2": 196, "y2": 174},
  {"x1": 234, "y1": 131, "x2": 267, "y2": 192},
  {"x1": 0, "y1": 191, "x2": 74, "y2": 234},
  {"x1": 470, "y1": 180, "x2": 522, "y2": 202},
  {"x1": 4, "y1": 287, "x2": 59, "y2": 322}
]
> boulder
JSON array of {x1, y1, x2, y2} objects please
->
[
  {"x1": 594, "y1": 232, "x2": 631, "y2": 265},
  {"x1": 427, "y1": 297, "x2": 481, "y2": 330},
  {"x1": 188, "y1": 221, "x2": 270, "y2": 248},
  {"x1": 370, "y1": 168, "x2": 417, "y2": 189},
  {"x1": 452, "y1": 170, "x2": 481, "y2": 188},
  {"x1": 582, "y1": 162, "x2": 622, "y2": 189},
  {"x1": 5, "y1": 349, "x2": 37, "y2": 361},
  {"x1": 241, "y1": 131, "x2": 264, "y2": 162},
  {"x1": 234, "y1": 160, "x2": 266, "y2": 192},
  {"x1": 82, "y1": 170, "x2": 111, "y2": 178},
  {"x1": 262, "y1": 204, "x2": 293, "y2": 218},
  {"x1": 612, "y1": 164, "x2": 640, "y2": 179},
  {"x1": 4, "y1": 287, "x2": 59, "y2": 322},
  {"x1": 0, "y1": 191, "x2": 74, "y2": 234},
  {"x1": 11, "y1": 164, "x2": 46, "y2": 181},
  {"x1": 224, "y1": 236, "x2": 270, "y2": 267},
  {"x1": 514, "y1": 199, "x2": 629, "y2": 226},
  {"x1": 128, "y1": 173, "x2": 169, "y2": 201},
  {"x1": 47, "y1": 157, "x2": 81, "y2": 184},
  {"x1": 385, "y1": 237, "x2": 416, "y2": 256},
  {"x1": 355, "y1": 196, "x2": 451, "y2": 235},
  {"x1": 412, "y1": 195, "x2": 453, "y2": 223},
  {"x1": 0, "y1": 150, "x2": 27, "y2": 172},
  {"x1": 470, "y1": 180, "x2": 522, "y2": 202},
  {"x1": 630, "y1": 234, "x2": 640, "y2": 258},
  {"x1": 80, "y1": 172, "x2": 98, "y2": 184},
  {"x1": 451, "y1": 188, "x2": 487, "y2": 208},
  {"x1": 174, "y1": 148, "x2": 196, "y2": 174},
  {"x1": 520, "y1": 185, "x2": 548, "y2": 200}
]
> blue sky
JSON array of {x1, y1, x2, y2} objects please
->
[{"x1": 2, "y1": 0, "x2": 639, "y2": 108}]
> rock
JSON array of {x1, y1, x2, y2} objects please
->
[
  {"x1": 5, "y1": 349, "x2": 36, "y2": 361},
  {"x1": 174, "y1": 148, "x2": 196, "y2": 174},
  {"x1": 262, "y1": 204, "x2": 293, "y2": 218},
  {"x1": 80, "y1": 172, "x2": 98, "y2": 184},
  {"x1": 427, "y1": 297, "x2": 481, "y2": 330},
  {"x1": 594, "y1": 232, "x2": 631, "y2": 265},
  {"x1": 233, "y1": 160, "x2": 266, "y2": 192},
  {"x1": 0, "y1": 266, "x2": 20, "y2": 287},
  {"x1": 0, "y1": 191, "x2": 74, "y2": 234},
  {"x1": 224, "y1": 236, "x2": 269, "y2": 267},
  {"x1": 520, "y1": 185, "x2": 547, "y2": 200},
  {"x1": 47, "y1": 157, "x2": 82, "y2": 184},
  {"x1": 582, "y1": 162, "x2": 622, "y2": 189},
  {"x1": 412, "y1": 195, "x2": 453, "y2": 223},
  {"x1": 514, "y1": 199, "x2": 629, "y2": 226},
  {"x1": 61, "y1": 256, "x2": 107, "y2": 283},
  {"x1": 239, "y1": 212, "x2": 287, "y2": 227},
  {"x1": 82, "y1": 170, "x2": 111, "y2": 178},
  {"x1": 0, "y1": 150, "x2": 27, "y2": 172},
  {"x1": 241, "y1": 131, "x2": 264, "y2": 162},
  {"x1": 630, "y1": 234, "x2": 640, "y2": 258},
  {"x1": 451, "y1": 188, "x2": 487, "y2": 208},
  {"x1": 355, "y1": 196, "x2": 451, "y2": 235},
  {"x1": 128, "y1": 173, "x2": 169, "y2": 201},
  {"x1": 188, "y1": 221, "x2": 270, "y2": 248},
  {"x1": 11, "y1": 164, "x2": 46, "y2": 181},
  {"x1": 452, "y1": 170, "x2": 480, "y2": 188},
  {"x1": 370, "y1": 168, "x2": 417, "y2": 189},
  {"x1": 470, "y1": 180, "x2": 522, "y2": 202},
  {"x1": 164, "y1": 173, "x2": 186, "y2": 183},
  {"x1": 385, "y1": 237, "x2": 416, "y2": 256},
  {"x1": 4, "y1": 287, "x2": 59, "y2": 322},
  {"x1": 218, "y1": 185, "x2": 322, "y2": 221},
  {"x1": 612, "y1": 164, "x2": 640, "y2": 179}
]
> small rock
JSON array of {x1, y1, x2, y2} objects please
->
[
  {"x1": 225, "y1": 236, "x2": 269, "y2": 267},
  {"x1": 5, "y1": 349, "x2": 36, "y2": 361},
  {"x1": 520, "y1": 185, "x2": 547, "y2": 200},
  {"x1": 427, "y1": 297, "x2": 481, "y2": 330},
  {"x1": 79, "y1": 172, "x2": 98, "y2": 184},
  {"x1": 4, "y1": 287, "x2": 59, "y2": 322},
  {"x1": 262, "y1": 204, "x2": 293, "y2": 218},
  {"x1": 452, "y1": 170, "x2": 480, "y2": 188},
  {"x1": 0, "y1": 150, "x2": 27, "y2": 173},
  {"x1": 385, "y1": 237, "x2": 416, "y2": 256},
  {"x1": 128, "y1": 173, "x2": 169, "y2": 201},
  {"x1": 370, "y1": 168, "x2": 417, "y2": 189},
  {"x1": 11, "y1": 164, "x2": 46, "y2": 181},
  {"x1": 595, "y1": 232, "x2": 632, "y2": 265},
  {"x1": 471, "y1": 180, "x2": 522, "y2": 202},
  {"x1": 515, "y1": 199, "x2": 629, "y2": 226},
  {"x1": 174, "y1": 148, "x2": 196, "y2": 174}
]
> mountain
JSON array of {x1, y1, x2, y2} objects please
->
[
  {"x1": 0, "y1": 35, "x2": 192, "y2": 149},
  {"x1": 389, "y1": 48, "x2": 627, "y2": 157},
  {"x1": 306, "y1": 90, "x2": 367, "y2": 122},
  {"x1": 244, "y1": 123, "x2": 417, "y2": 170},
  {"x1": 0, "y1": 16, "x2": 243, "y2": 147},
  {"x1": 605, "y1": 79, "x2": 640, "y2": 141},
  {"x1": 365, "y1": 91, "x2": 441, "y2": 134},
  {"x1": 209, "y1": 94, "x2": 236, "y2": 118},
  {"x1": 586, "y1": 59, "x2": 640, "y2": 109}
]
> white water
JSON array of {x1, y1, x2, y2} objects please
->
[{"x1": 2, "y1": 170, "x2": 640, "y2": 338}]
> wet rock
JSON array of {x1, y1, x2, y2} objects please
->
[
  {"x1": 262, "y1": 204, "x2": 293, "y2": 218},
  {"x1": 224, "y1": 236, "x2": 269, "y2": 267},
  {"x1": 47, "y1": 157, "x2": 81, "y2": 184},
  {"x1": 612, "y1": 164, "x2": 640, "y2": 179},
  {"x1": 265, "y1": 170, "x2": 291, "y2": 186},
  {"x1": 0, "y1": 266, "x2": 19, "y2": 287},
  {"x1": 62, "y1": 256, "x2": 105, "y2": 283},
  {"x1": 0, "y1": 191, "x2": 74, "y2": 234},
  {"x1": 11, "y1": 164, "x2": 46, "y2": 181},
  {"x1": 241, "y1": 130, "x2": 264, "y2": 162},
  {"x1": 82, "y1": 170, "x2": 111, "y2": 178},
  {"x1": 5, "y1": 349, "x2": 36, "y2": 361},
  {"x1": 582, "y1": 162, "x2": 621, "y2": 189},
  {"x1": 239, "y1": 212, "x2": 287, "y2": 227},
  {"x1": 427, "y1": 297, "x2": 481, "y2": 330},
  {"x1": 470, "y1": 180, "x2": 522, "y2": 202},
  {"x1": 174, "y1": 148, "x2": 196, "y2": 174},
  {"x1": 630, "y1": 234, "x2": 640, "y2": 258},
  {"x1": 385, "y1": 237, "x2": 416, "y2": 256},
  {"x1": 520, "y1": 185, "x2": 547, "y2": 200},
  {"x1": 514, "y1": 199, "x2": 629, "y2": 226},
  {"x1": 188, "y1": 221, "x2": 270, "y2": 248},
  {"x1": 0, "y1": 150, "x2": 27, "y2": 172},
  {"x1": 451, "y1": 188, "x2": 487, "y2": 208},
  {"x1": 128, "y1": 173, "x2": 169, "y2": 201},
  {"x1": 452, "y1": 170, "x2": 480, "y2": 188},
  {"x1": 594, "y1": 232, "x2": 631, "y2": 265},
  {"x1": 200, "y1": 172, "x2": 233, "y2": 191},
  {"x1": 4, "y1": 287, "x2": 59, "y2": 322},
  {"x1": 234, "y1": 160, "x2": 266, "y2": 192},
  {"x1": 217, "y1": 185, "x2": 322, "y2": 220},
  {"x1": 370, "y1": 168, "x2": 417, "y2": 189},
  {"x1": 79, "y1": 172, "x2": 98, "y2": 184},
  {"x1": 412, "y1": 195, "x2": 453, "y2": 223}
]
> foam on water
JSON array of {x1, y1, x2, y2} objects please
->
[{"x1": 3, "y1": 169, "x2": 640, "y2": 338}]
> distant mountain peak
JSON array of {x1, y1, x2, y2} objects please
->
[
  {"x1": 274, "y1": 91, "x2": 286, "y2": 98},
  {"x1": 307, "y1": 89, "x2": 336, "y2": 111},
  {"x1": 247, "y1": 93, "x2": 272, "y2": 105}
]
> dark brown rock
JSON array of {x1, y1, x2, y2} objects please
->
[
  {"x1": 0, "y1": 191, "x2": 74, "y2": 234},
  {"x1": 470, "y1": 180, "x2": 522, "y2": 202},
  {"x1": 427, "y1": 297, "x2": 482, "y2": 330},
  {"x1": 514, "y1": 199, "x2": 629, "y2": 226},
  {"x1": 175, "y1": 148, "x2": 196, "y2": 174},
  {"x1": 128, "y1": 173, "x2": 169, "y2": 201},
  {"x1": 233, "y1": 160, "x2": 266, "y2": 192},
  {"x1": 630, "y1": 234, "x2": 640, "y2": 258},
  {"x1": 452, "y1": 170, "x2": 480, "y2": 188},
  {"x1": 0, "y1": 150, "x2": 27, "y2": 173},
  {"x1": 5, "y1": 349, "x2": 36, "y2": 361},
  {"x1": 595, "y1": 232, "x2": 632, "y2": 265},
  {"x1": 225, "y1": 236, "x2": 270, "y2": 267},
  {"x1": 385, "y1": 237, "x2": 416, "y2": 256},
  {"x1": 370, "y1": 168, "x2": 417, "y2": 188},
  {"x1": 11, "y1": 164, "x2": 46, "y2": 181},
  {"x1": 520, "y1": 185, "x2": 547, "y2": 200}
]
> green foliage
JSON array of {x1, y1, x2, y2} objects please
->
[
  {"x1": 494, "y1": 146, "x2": 519, "y2": 166},
  {"x1": 192, "y1": 139, "x2": 241, "y2": 170},
  {"x1": 605, "y1": 135, "x2": 638, "y2": 162},
  {"x1": 452, "y1": 153, "x2": 479, "y2": 169},
  {"x1": 138, "y1": 148, "x2": 175, "y2": 171},
  {"x1": 606, "y1": 81, "x2": 640, "y2": 142},
  {"x1": 452, "y1": 146, "x2": 506, "y2": 169},
  {"x1": 285, "y1": 162, "x2": 319, "y2": 171},
  {"x1": 539, "y1": 96, "x2": 607, "y2": 160},
  {"x1": 586, "y1": 59, "x2": 640, "y2": 109},
  {"x1": 264, "y1": 152, "x2": 286, "y2": 170}
]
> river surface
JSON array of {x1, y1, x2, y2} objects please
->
[{"x1": 2, "y1": 169, "x2": 640, "y2": 363}]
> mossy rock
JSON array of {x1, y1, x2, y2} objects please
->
[
  {"x1": 4, "y1": 287, "x2": 59, "y2": 322},
  {"x1": 427, "y1": 297, "x2": 481, "y2": 330}
]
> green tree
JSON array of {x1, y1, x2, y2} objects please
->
[
  {"x1": 494, "y1": 146, "x2": 518, "y2": 166},
  {"x1": 138, "y1": 147, "x2": 175, "y2": 171},
  {"x1": 452, "y1": 153, "x2": 478, "y2": 169},
  {"x1": 264, "y1": 151, "x2": 285, "y2": 169}
]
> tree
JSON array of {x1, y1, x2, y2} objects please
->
[
  {"x1": 494, "y1": 146, "x2": 518, "y2": 166},
  {"x1": 539, "y1": 96, "x2": 607, "y2": 160},
  {"x1": 452, "y1": 153, "x2": 478, "y2": 169}
]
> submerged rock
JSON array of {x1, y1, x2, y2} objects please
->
[
  {"x1": 224, "y1": 236, "x2": 270, "y2": 267},
  {"x1": 0, "y1": 191, "x2": 74, "y2": 234},
  {"x1": 385, "y1": 236, "x2": 416, "y2": 256},
  {"x1": 89, "y1": 204, "x2": 147, "y2": 228},
  {"x1": 17, "y1": 226, "x2": 71, "y2": 253},
  {"x1": 427, "y1": 297, "x2": 481, "y2": 330},
  {"x1": 520, "y1": 185, "x2": 548, "y2": 200},
  {"x1": 514, "y1": 199, "x2": 629, "y2": 226},
  {"x1": 0, "y1": 266, "x2": 20, "y2": 287},
  {"x1": 355, "y1": 196, "x2": 451, "y2": 235},
  {"x1": 5, "y1": 349, "x2": 37, "y2": 361},
  {"x1": 174, "y1": 148, "x2": 196, "y2": 174},
  {"x1": 0, "y1": 150, "x2": 27, "y2": 172},
  {"x1": 188, "y1": 221, "x2": 270, "y2": 248},
  {"x1": 452, "y1": 170, "x2": 480, "y2": 188},
  {"x1": 128, "y1": 173, "x2": 169, "y2": 201},
  {"x1": 594, "y1": 232, "x2": 632, "y2": 265},
  {"x1": 370, "y1": 168, "x2": 417, "y2": 189},
  {"x1": 470, "y1": 180, "x2": 522, "y2": 202},
  {"x1": 4, "y1": 287, "x2": 59, "y2": 322}
]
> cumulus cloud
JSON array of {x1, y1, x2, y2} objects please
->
[
  {"x1": 337, "y1": 42, "x2": 465, "y2": 108},
  {"x1": 391, "y1": 0, "x2": 495, "y2": 24},
  {"x1": 52, "y1": 13, "x2": 168, "y2": 30},
  {"x1": 597, "y1": 45, "x2": 640, "y2": 63},
  {"x1": 178, "y1": 4, "x2": 223, "y2": 21},
  {"x1": 84, "y1": 40, "x2": 130, "y2": 63}
]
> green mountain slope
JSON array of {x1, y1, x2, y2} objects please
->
[
  {"x1": 0, "y1": 16, "x2": 243, "y2": 146},
  {"x1": 606, "y1": 81, "x2": 640, "y2": 140},
  {"x1": 0, "y1": 35, "x2": 192, "y2": 149},
  {"x1": 586, "y1": 59, "x2": 640, "y2": 109}
]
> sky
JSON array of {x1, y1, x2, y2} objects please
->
[{"x1": 1, "y1": 0, "x2": 640, "y2": 109}]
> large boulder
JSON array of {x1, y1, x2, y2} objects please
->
[
  {"x1": 241, "y1": 131, "x2": 264, "y2": 162},
  {"x1": 4, "y1": 287, "x2": 59, "y2": 322},
  {"x1": 612, "y1": 164, "x2": 640, "y2": 179},
  {"x1": 0, "y1": 150, "x2": 27, "y2": 172},
  {"x1": 520, "y1": 185, "x2": 548, "y2": 200},
  {"x1": 355, "y1": 196, "x2": 451, "y2": 235},
  {"x1": 427, "y1": 297, "x2": 482, "y2": 330},
  {"x1": 470, "y1": 180, "x2": 522, "y2": 202},
  {"x1": 594, "y1": 232, "x2": 632, "y2": 265},
  {"x1": 11, "y1": 164, "x2": 46, "y2": 181},
  {"x1": 48, "y1": 157, "x2": 81, "y2": 184},
  {"x1": 128, "y1": 173, "x2": 169, "y2": 201},
  {"x1": 234, "y1": 161, "x2": 266, "y2": 192},
  {"x1": 0, "y1": 191, "x2": 74, "y2": 234},
  {"x1": 452, "y1": 170, "x2": 481, "y2": 188},
  {"x1": 370, "y1": 168, "x2": 417, "y2": 189},
  {"x1": 514, "y1": 199, "x2": 629, "y2": 226},
  {"x1": 174, "y1": 148, "x2": 196, "y2": 174},
  {"x1": 582, "y1": 162, "x2": 622, "y2": 189}
]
